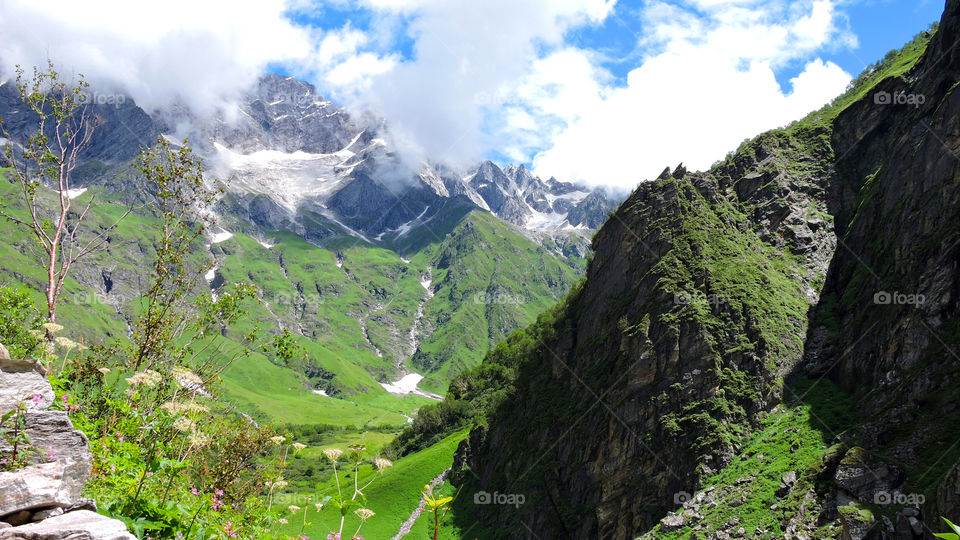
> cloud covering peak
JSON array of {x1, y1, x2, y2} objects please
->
[{"x1": 0, "y1": 0, "x2": 860, "y2": 189}]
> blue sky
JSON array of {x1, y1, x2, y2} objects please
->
[
  {"x1": 0, "y1": 0, "x2": 948, "y2": 188},
  {"x1": 568, "y1": 0, "x2": 942, "y2": 88}
]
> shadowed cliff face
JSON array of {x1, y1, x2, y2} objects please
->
[
  {"x1": 807, "y1": 0, "x2": 960, "y2": 528},
  {"x1": 454, "y1": 1, "x2": 960, "y2": 537}
]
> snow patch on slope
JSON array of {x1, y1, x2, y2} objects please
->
[{"x1": 210, "y1": 229, "x2": 234, "y2": 243}]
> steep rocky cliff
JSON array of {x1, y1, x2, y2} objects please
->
[{"x1": 449, "y1": 1, "x2": 959, "y2": 538}]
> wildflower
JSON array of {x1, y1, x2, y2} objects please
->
[
  {"x1": 31, "y1": 394, "x2": 42, "y2": 407},
  {"x1": 98, "y1": 367, "x2": 111, "y2": 374},
  {"x1": 314, "y1": 502, "x2": 325, "y2": 512},
  {"x1": 278, "y1": 518, "x2": 288, "y2": 525},
  {"x1": 172, "y1": 416, "x2": 195, "y2": 432},
  {"x1": 188, "y1": 430, "x2": 210, "y2": 447},
  {"x1": 373, "y1": 458, "x2": 392, "y2": 472},
  {"x1": 292, "y1": 442, "x2": 307, "y2": 452},
  {"x1": 183, "y1": 401, "x2": 210, "y2": 414},
  {"x1": 191, "y1": 487, "x2": 199, "y2": 496},
  {"x1": 172, "y1": 366, "x2": 204, "y2": 386},
  {"x1": 54, "y1": 336, "x2": 79, "y2": 350},
  {"x1": 326, "y1": 534, "x2": 340, "y2": 540},
  {"x1": 41, "y1": 322, "x2": 64, "y2": 334},
  {"x1": 215, "y1": 489, "x2": 224, "y2": 497},
  {"x1": 322, "y1": 448, "x2": 343, "y2": 462},
  {"x1": 29, "y1": 329, "x2": 44, "y2": 339},
  {"x1": 222, "y1": 521, "x2": 238, "y2": 538},
  {"x1": 288, "y1": 505, "x2": 300, "y2": 513},
  {"x1": 269, "y1": 435, "x2": 286, "y2": 445},
  {"x1": 126, "y1": 370, "x2": 163, "y2": 387},
  {"x1": 354, "y1": 508, "x2": 375, "y2": 521},
  {"x1": 273, "y1": 480, "x2": 289, "y2": 490},
  {"x1": 46, "y1": 445, "x2": 55, "y2": 461},
  {"x1": 160, "y1": 401, "x2": 185, "y2": 415}
]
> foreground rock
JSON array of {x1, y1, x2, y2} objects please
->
[
  {"x1": 0, "y1": 343, "x2": 133, "y2": 539},
  {"x1": 1, "y1": 411, "x2": 94, "y2": 502},
  {"x1": 0, "y1": 463, "x2": 77, "y2": 516},
  {"x1": 0, "y1": 371, "x2": 54, "y2": 415},
  {"x1": 0, "y1": 510, "x2": 135, "y2": 539}
]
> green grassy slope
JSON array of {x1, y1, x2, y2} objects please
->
[
  {"x1": 413, "y1": 211, "x2": 583, "y2": 392},
  {"x1": 275, "y1": 429, "x2": 469, "y2": 539}
]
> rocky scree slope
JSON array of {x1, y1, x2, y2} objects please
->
[
  {"x1": 0, "y1": 344, "x2": 134, "y2": 539},
  {"x1": 447, "y1": 3, "x2": 958, "y2": 538}
]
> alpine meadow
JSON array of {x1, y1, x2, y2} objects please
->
[{"x1": 0, "y1": 1, "x2": 959, "y2": 539}]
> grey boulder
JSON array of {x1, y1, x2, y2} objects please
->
[{"x1": 0, "y1": 510, "x2": 135, "y2": 539}]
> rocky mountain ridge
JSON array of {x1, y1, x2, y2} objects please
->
[
  {"x1": 437, "y1": 2, "x2": 959, "y2": 538},
  {"x1": 0, "y1": 74, "x2": 620, "y2": 253}
]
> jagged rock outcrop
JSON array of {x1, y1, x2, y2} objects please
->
[
  {"x1": 0, "y1": 345, "x2": 133, "y2": 539},
  {"x1": 456, "y1": 130, "x2": 836, "y2": 538}
]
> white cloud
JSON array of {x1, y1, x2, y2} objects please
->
[
  {"x1": 326, "y1": 53, "x2": 396, "y2": 86},
  {"x1": 322, "y1": 0, "x2": 617, "y2": 166},
  {"x1": 0, "y1": 0, "x2": 312, "y2": 115},
  {"x1": 0, "y1": 0, "x2": 858, "y2": 190},
  {"x1": 528, "y1": 0, "x2": 856, "y2": 187}
]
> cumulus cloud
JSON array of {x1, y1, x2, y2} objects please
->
[
  {"x1": 0, "y1": 0, "x2": 311, "y2": 115},
  {"x1": 525, "y1": 0, "x2": 857, "y2": 187},
  {"x1": 327, "y1": 0, "x2": 617, "y2": 167}
]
